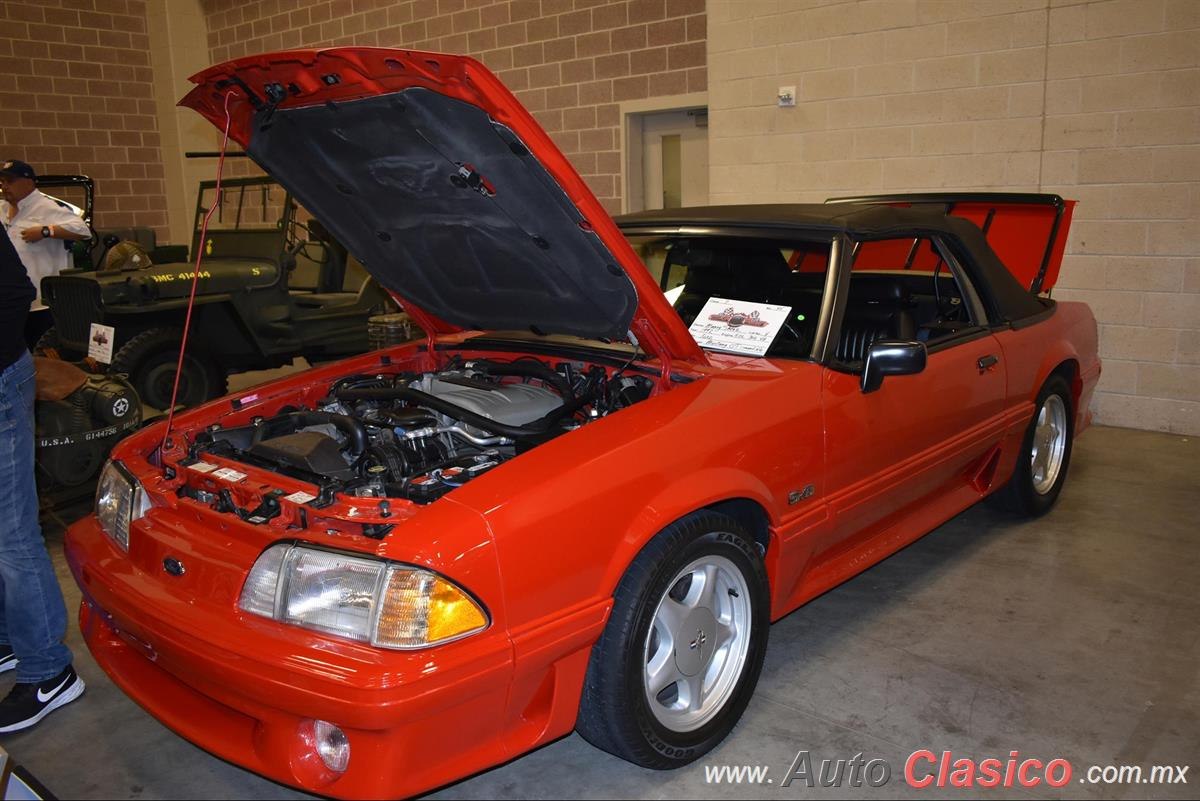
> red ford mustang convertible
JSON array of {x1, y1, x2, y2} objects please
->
[{"x1": 65, "y1": 48, "x2": 1100, "y2": 799}]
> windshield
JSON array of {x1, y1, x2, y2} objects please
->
[{"x1": 624, "y1": 233, "x2": 834, "y2": 360}]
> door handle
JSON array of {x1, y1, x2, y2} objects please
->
[{"x1": 977, "y1": 354, "x2": 999, "y2": 371}]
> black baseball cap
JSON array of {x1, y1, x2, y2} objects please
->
[{"x1": 0, "y1": 160, "x2": 36, "y2": 180}]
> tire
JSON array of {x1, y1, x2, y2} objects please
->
[
  {"x1": 576, "y1": 511, "x2": 770, "y2": 769},
  {"x1": 989, "y1": 375, "x2": 1074, "y2": 517},
  {"x1": 110, "y1": 328, "x2": 226, "y2": 411},
  {"x1": 33, "y1": 327, "x2": 86, "y2": 362}
]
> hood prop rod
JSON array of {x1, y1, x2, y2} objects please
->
[{"x1": 161, "y1": 89, "x2": 236, "y2": 458}]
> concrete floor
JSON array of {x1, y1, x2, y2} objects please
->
[{"x1": 12, "y1": 425, "x2": 1198, "y2": 799}]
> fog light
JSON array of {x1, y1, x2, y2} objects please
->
[{"x1": 312, "y1": 720, "x2": 350, "y2": 773}]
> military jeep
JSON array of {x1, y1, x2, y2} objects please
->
[{"x1": 40, "y1": 176, "x2": 394, "y2": 409}]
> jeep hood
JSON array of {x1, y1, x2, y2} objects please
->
[{"x1": 181, "y1": 48, "x2": 703, "y2": 363}]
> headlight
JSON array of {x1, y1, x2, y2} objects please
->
[
  {"x1": 95, "y1": 461, "x2": 151, "y2": 550},
  {"x1": 239, "y1": 543, "x2": 488, "y2": 649}
]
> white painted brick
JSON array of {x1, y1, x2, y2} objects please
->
[
  {"x1": 1120, "y1": 31, "x2": 1200, "y2": 73},
  {"x1": 973, "y1": 117, "x2": 1043, "y2": 153},
  {"x1": 777, "y1": 39, "x2": 833, "y2": 73},
  {"x1": 978, "y1": 48, "x2": 1046, "y2": 85},
  {"x1": 1107, "y1": 184, "x2": 1194, "y2": 220},
  {"x1": 1046, "y1": 78, "x2": 1083, "y2": 114},
  {"x1": 1178, "y1": 329, "x2": 1200, "y2": 365},
  {"x1": 1008, "y1": 82, "x2": 1046, "y2": 116},
  {"x1": 882, "y1": 92, "x2": 949, "y2": 125},
  {"x1": 1041, "y1": 150, "x2": 1080, "y2": 184},
  {"x1": 855, "y1": 63, "x2": 915, "y2": 96},
  {"x1": 1066, "y1": 185, "x2": 1114, "y2": 220},
  {"x1": 853, "y1": 126, "x2": 914, "y2": 158},
  {"x1": 1184, "y1": 259, "x2": 1200, "y2": 292},
  {"x1": 800, "y1": 67, "x2": 855, "y2": 101},
  {"x1": 912, "y1": 122, "x2": 976, "y2": 155},
  {"x1": 1143, "y1": 292, "x2": 1200, "y2": 328},
  {"x1": 1100, "y1": 325, "x2": 1179, "y2": 362},
  {"x1": 1160, "y1": 69, "x2": 1200, "y2": 108},
  {"x1": 914, "y1": 55, "x2": 979, "y2": 91},
  {"x1": 1079, "y1": 73, "x2": 1162, "y2": 112},
  {"x1": 1151, "y1": 146, "x2": 1200, "y2": 183},
  {"x1": 1147, "y1": 220, "x2": 1200, "y2": 256},
  {"x1": 1054, "y1": 287, "x2": 1145, "y2": 323},
  {"x1": 1049, "y1": 4, "x2": 1086, "y2": 43},
  {"x1": 943, "y1": 86, "x2": 1011, "y2": 121},
  {"x1": 946, "y1": 15, "x2": 1014, "y2": 55},
  {"x1": 1165, "y1": 0, "x2": 1200, "y2": 29},
  {"x1": 1078, "y1": 148, "x2": 1156, "y2": 184},
  {"x1": 1047, "y1": 39, "x2": 1124, "y2": 79},
  {"x1": 803, "y1": 130, "x2": 851, "y2": 162},
  {"x1": 1103, "y1": 256, "x2": 1185, "y2": 290},
  {"x1": 829, "y1": 31, "x2": 890, "y2": 69},
  {"x1": 1071, "y1": 220, "x2": 1150, "y2": 256},
  {"x1": 1058, "y1": 255, "x2": 1108, "y2": 288},
  {"x1": 1096, "y1": 357, "x2": 1140, "y2": 393},
  {"x1": 1137, "y1": 363, "x2": 1200, "y2": 402},
  {"x1": 1085, "y1": 0, "x2": 1167, "y2": 40},
  {"x1": 1043, "y1": 111, "x2": 1116, "y2": 149},
  {"x1": 885, "y1": 25, "x2": 947, "y2": 62},
  {"x1": 1114, "y1": 108, "x2": 1200, "y2": 147}
]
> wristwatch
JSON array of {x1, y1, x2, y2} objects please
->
[{"x1": 41, "y1": 225, "x2": 51, "y2": 239}]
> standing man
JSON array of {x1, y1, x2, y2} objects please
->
[
  {"x1": 0, "y1": 160, "x2": 91, "y2": 346},
  {"x1": 0, "y1": 229, "x2": 85, "y2": 731}
]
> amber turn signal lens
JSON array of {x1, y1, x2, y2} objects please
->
[{"x1": 374, "y1": 567, "x2": 488, "y2": 648}]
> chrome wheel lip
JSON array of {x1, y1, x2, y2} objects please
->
[
  {"x1": 643, "y1": 552, "x2": 752, "y2": 733},
  {"x1": 1031, "y1": 394, "x2": 1068, "y2": 495}
]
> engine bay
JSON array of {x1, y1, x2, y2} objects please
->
[{"x1": 187, "y1": 356, "x2": 654, "y2": 507}]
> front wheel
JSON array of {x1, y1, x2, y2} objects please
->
[
  {"x1": 990, "y1": 375, "x2": 1074, "y2": 517},
  {"x1": 576, "y1": 511, "x2": 770, "y2": 769},
  {"x1": 110, "y1": 328, "x2": 226, "y2": 411}
]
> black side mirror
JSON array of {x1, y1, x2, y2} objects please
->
[{"x1": 861, "y1": 340, "x2": 927, "y2": 393}]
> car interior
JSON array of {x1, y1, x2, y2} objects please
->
[{"x1": 638, "y1": 234, "x2": 978, "y2": 364}]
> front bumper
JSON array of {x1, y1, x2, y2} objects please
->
[{"x1": 66, "y1": 516, "x2": 515, "y2": 799}]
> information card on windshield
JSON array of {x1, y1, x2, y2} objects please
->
[{"x1": 687, "y1": 297, "x2": 793, "y2": 357}]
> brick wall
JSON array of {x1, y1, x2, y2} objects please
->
[
  {"x1": 201, "y1": 0, "x2": 708, "y2": 214},
  {"x1": 707, "y1": 0, "x2": 1199, "y2": 435},
  {"x1": 0, "y1": 0, "x2": 169, "y2": 238}
]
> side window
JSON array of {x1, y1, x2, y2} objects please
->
[{"x1": 836, "y1": 236, "x2": 983, "y2": 365}]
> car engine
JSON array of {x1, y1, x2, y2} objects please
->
[{"x1": 190, "y1": 357, "x2": 652, "y2": 504}]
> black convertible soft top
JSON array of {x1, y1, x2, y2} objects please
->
[{"x1": 615, "y1": 203, "x2": 1048, "y2": 325}]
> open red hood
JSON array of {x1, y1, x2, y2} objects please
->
[
  {"x1": 827, "y1": 193, "x2": 1075, "y2": 292},
  {"x1": 181, "y1": 48, "x2": 703, "y2": 363}
]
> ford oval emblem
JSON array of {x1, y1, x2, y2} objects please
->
[{"x1": 163, "y1": 558, "x2": 186, "y2": 577}]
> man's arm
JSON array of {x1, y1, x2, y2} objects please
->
[
  {"x1": 19, "y1": 223, "x2": 89, "y2": 243},
  {"x1": 19, "y1": 195, "x2": 92, "y2": 242}
]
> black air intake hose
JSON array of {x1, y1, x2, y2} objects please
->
[
  {"x1": 465, "y1": 359, "x2": 573, "y2": 398},
  {"x1": 251, "y1": 411, "x2": 368, "y2": 456}
]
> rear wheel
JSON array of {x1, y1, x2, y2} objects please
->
[
  {"x1": 990, "y1": 375, "x2": 1074, "y2": 517},
  {"x1": 110, "y1": 328, "x2": 226, "y2": 410},
  {"x1": 576, "y1": 511, "x2": 769, "y2": 769}
]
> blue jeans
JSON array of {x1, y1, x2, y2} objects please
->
[{"x1": 0, "y1": 351, "x2": 71, "y2": 682}]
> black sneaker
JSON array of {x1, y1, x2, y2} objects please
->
[
  {"x1": 0, "y1": 665, "x2": 85, "y2": 733},
  {"x1": 0, "y1": 644, "x2": 15, "y2": 674}
]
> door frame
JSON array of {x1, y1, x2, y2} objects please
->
[{"x1": 619, "y1": 92, "x2": 708, "y2": 214}]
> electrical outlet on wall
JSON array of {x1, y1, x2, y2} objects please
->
[{"x1": 778, "y1": 86, "x2": 796, "y2": 107}]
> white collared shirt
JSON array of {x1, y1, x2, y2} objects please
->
[{"x1": 2, "y1": 189, "x2": 91, "y2": 308}]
